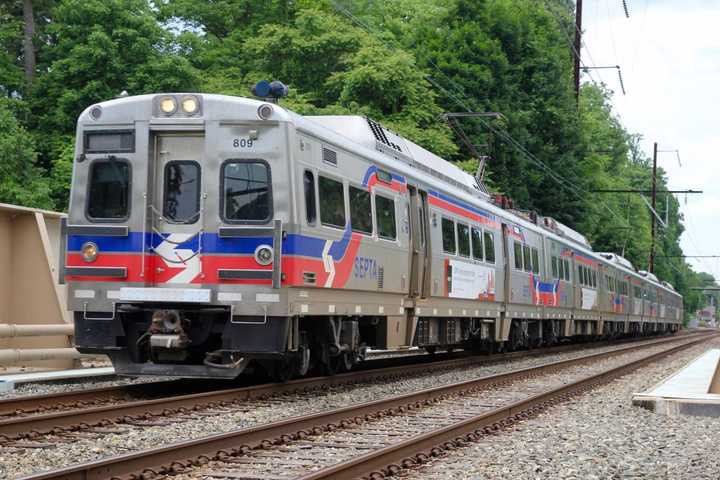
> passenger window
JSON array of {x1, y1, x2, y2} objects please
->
[
  {"x1": 552, "y1": 256, "x2": 558, "y2": 278},
  {"x1": 484, "y1": 231, "x2": 495, "y2": 263},
  {"x1": 591, "y1": 270, "x2": 597, "y2": 288},
  {"x1": 222, "y1": 161, "x2": 271, "y2": 222},
  {"x1": 375, "y1": 195, "x2": 396, "y2": 240},
  {"x1": 164, "y1": 161, "x2": 200, "y2": 223},
  {"x1": 349, "y1": 185, "x2": 372, "y2": 234},
  {"x1": 531, "y1": 248, "x2": 540, "y2": 274},
  {"x1": 442, "y1": 218, "x2": 456, "y2": 254},
  {"x1": 304, "y1": 171, "x2": 316, "y2": 224},
  {"x1": 522, "y1": 245, "x2": 532, "y2": 272},
  {"x1": 563, "y1": 259, "x2": 570, "y2": 281},
  {"x1": 87, "y1": 160, "x2": 130, "y2": 220},
  {"x1": 319, "y1": 176, "x2": 346, "y2": 228},
  {"x1": 457, "y1": 223, "x2": 470, "y2": 257},
  {"x1": 471, "y1": 227, "x2": 483, "y2": 260},
  {"x1": 514, "y1": 242, "x2": 523, "y2": 270}
]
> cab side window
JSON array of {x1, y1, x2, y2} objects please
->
[
  {"x1": 484, "y1": 231, "x2": 496, "y2": 263},
  {"x1": 471, "y1": 227, "x2": 483, "y2": 260},
  {"x1": 457, "y1": 223, "x2": 470, "y2": 257},
  {"x1": 442, "y1": 217, "x2": 456, "y2": 254},
  {"x1": 319, "y1": 176, "x2": 346, "y2": 228},
  {"x1": 513, "y1": 241, "x2": 523, "y2": 270},
  {"x1": 349, "y1": 185, "x2": 372, "y2": 234},
  {"x1": 375, "y1": 195, "x2": 396, "y2": 240},
  {"x1": 304, "y1": 171, "x2": 316, "y2": 224}
]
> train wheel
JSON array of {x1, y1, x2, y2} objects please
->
[{"x1": 273, "y1": 358, "x2": 294, "y2": 383}]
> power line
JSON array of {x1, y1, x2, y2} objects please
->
[
  {"x1": 590, "y1": 189, "x2": 702, "y2": 194},
  {"x1": 331, "y1": 1, "x2": 630, "y2": 227}
]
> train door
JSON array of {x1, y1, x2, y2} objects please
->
[
  {"x1": 408, "y1": 186, "x2": 431, "y2": 298},
  {"x1": 149, "y1": 134, "x2": 205, "y2": 285}
]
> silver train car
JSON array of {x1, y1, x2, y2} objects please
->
[{"x1": 62, "y1": 93, "x2": 683, "y2": 379}]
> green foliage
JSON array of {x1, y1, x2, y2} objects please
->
[
  {"x1": 0, "y1": 99, "x2": 53, "y2": 209},
  {"x1": 31, "y1": 0, "x2": 201, "y2": 134},
  {"x1": 0, "y1": 0, "x2": 711, "y2": 319}
]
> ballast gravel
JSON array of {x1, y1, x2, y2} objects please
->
[
  {"x1": 0, "y1": 335, "x2": 708, "y2": 478},
  {"x1": 402, "y1": 336, "x2": 720, "y2": 480},
  {"x1": 0, "y1": 372, "x2": 174, "y2": 399}
]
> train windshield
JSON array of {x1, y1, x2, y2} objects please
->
[
  {"x1": 222, "y1": 161, "x2": 272, "y2": 222},
  {"x1": 87, "y1": 159, "x2": 130, "y2": 220}
]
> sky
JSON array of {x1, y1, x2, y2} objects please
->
[{"x1": 582, "y1": 0, "x2": 720, "y2": 282}]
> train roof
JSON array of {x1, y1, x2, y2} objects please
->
[{"x1": 305, "y1": 115, "x2": 490, "y2": 200}]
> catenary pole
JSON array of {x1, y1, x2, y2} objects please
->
[
  {"x1": 574, "y1": 0, "x2": 583, "y2": 104},
  {"x1": 650, "y1": 142, "x2": 658, "y2": 273}
]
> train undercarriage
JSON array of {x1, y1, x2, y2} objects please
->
[{"x1": 74, "y1": 303, "x2": 680, "y2": 381}]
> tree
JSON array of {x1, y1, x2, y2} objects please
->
[
  {"x1": 30, "y1": 0, "x2": 201, "y2": 135},
  {"x1": 0, "y1": 99, "x2": 53, "y2": 209},
  {"x1": 22, "y1": 0, "x2": 35, "y2": 85}
]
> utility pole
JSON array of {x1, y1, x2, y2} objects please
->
[
  {"x1": 650, "y1": 142, "x2": 658, "y2": 273},
  {"x1": 574, "y1": 0, "x2": 583, "y2": 104}
]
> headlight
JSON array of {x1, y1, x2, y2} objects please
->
[
  {"x1": 81, "y1": 242, "x2": 99, "y2": 262},
  {"x1": 159, "y1": 96, "x2": 177, "y2": 115},
  {"x1": 254, "y1": 244, "x2": 274, "y2": 266},
  {"x1": 181, "y1": 96, "x2": 199, "y2": 114}
]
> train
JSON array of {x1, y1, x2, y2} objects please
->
[{"x1": 61, "y1": 91, "x2": 683, "y2": 380}]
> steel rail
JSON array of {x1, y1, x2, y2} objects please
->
[
  {"x1": 17, "y1": 332, "x2": 712, "y2": 480},
  {"x1": 0, "y1": 333, "x2": 687, "y2": 420},
  {"x1": 0, "y1": 334, "x2": 687, "y2": 437},
  {"x1": 299, "y1": 335, "x2": 713, "y2": 480}
]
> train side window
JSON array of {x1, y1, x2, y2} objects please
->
[
  {"x1": 522, "y1": 245, "x2": 532, "y2": 272},
  {"x1": 349, "y1": 185, "x2": 372, "y2": 234},
  {"x1": 304, "y1": 171, "x2": 316, "y2": 225},
  {"x1": 471, "y1": 227, "x2": 483, "y2": 260},
  {"x1": 563, "y1": 259, "x2": 570, "y2": 281},
  {"x1": 376, "y1": 195, "x2": 396, "y2": 240},
  {"x1": 441, "y1": 217, "x2": 456, "y2": 254},
  {"x1": 457, "y1": 223, "x2": 470, "y2": 257},
  {"x1": 513, "y1": 241, "x2": 523, "y2": 270},
  {"x1": 163, "y1": 161, "x2": 200, "y2": 223},
  {"x1": 87, "y1": 159, "x2": 130, "y2": 221},
  {"x1": 578, "y1": 266, "x2": 585, "y2": 286},
  {"x1": 531, "y1": 247, "x2": 540, "y2": 274},
  {"x1": 552, "y1": 256, "x2": 559, "y2": 278},
  {"x1": 484, "y1": 231, "x2": 496, "y2": 263},
  {"x1": 222, "y1": 161, "x2": 271, "y2": 222},
  {"x1": 319, "y1": 176, "x2": 346, "y2": 228},
  {"x1": 591, "y1": 270, "x2": 597, "y2": 288}
]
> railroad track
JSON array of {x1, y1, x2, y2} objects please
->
[
  {"x1": 0, "y1": 334, "x2": 684, "y2": 443},
  {"x1": 0, "y1": 333, "x2": 688, "y2": 422},
  {"x1": 16, "y1": 331, "x2": 714, "y2": 480}
]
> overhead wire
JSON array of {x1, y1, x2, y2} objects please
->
[{"x1": 331, "y1": 0, "x2": 630, "y2": 227}]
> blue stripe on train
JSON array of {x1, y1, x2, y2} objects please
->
[{"x1": 67, "y1": 228, "x2": 354, "y2": 259}]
